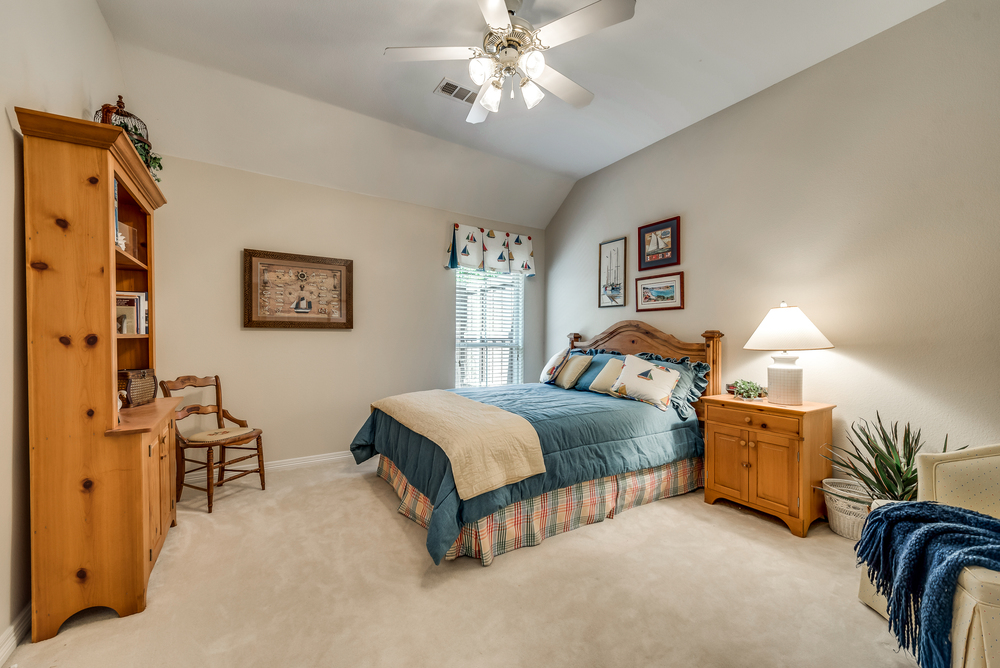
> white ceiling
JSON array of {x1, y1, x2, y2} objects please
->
[{"x1": 96, "y1": 0, "x2": 944, "y2": 180}]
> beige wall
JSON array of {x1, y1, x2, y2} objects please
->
[
  {"x1": 545, "y1": 0, "x2": 1000, "y2": 452},
  {"x1": 154, "y1": 157, "x2": 545, "y2": 462},
  {"x1": 0, "y1": 0, "x2": 126, "y2": 635}
]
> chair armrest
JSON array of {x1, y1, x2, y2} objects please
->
[
  {"x1": 917, "y1": 443, "x2": 1000, "y2": 518},
  {"x1": 222, "y1": 410, "x2": 248, "y2": 428}
]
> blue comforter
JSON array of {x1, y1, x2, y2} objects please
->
[{"x1": 351, "y1": 383, "x2": 704, "y2": 563}]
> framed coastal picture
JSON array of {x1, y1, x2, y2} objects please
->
[
  {"x1": 243, "y1": 248, "x2": 353, "y2": 329},
  {"x1": 638, "y1": 216, "x2": 680, "y2": 271},
  {"x1": 636, "y1": 271, "x2": 684, "y2": 312},
  {"x1": 598, "y1": 236, "x2": 627, "y2": 307}
]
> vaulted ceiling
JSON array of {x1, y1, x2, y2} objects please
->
[{"x1": 97, "y1": 0, "x2": 944, "y2": 181}]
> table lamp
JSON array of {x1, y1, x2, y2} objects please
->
[{"x1": 743, "y1": 302, "x2": 833, "y2": 405}]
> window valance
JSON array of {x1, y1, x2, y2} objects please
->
[{"x1": 445, "y1": 223, "x2": 535, "y2": 277}]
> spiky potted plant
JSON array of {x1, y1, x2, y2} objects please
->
[{"x1": 820, "y1": 413, "x2": 959, "y2": 539}]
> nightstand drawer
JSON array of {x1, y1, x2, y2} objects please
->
[{"x1": 705, "y1": 405, "x2": 800, "y2": 436}]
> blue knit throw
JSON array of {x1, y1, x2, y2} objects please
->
[{"x1": 855, "y1": 502, "x2": 1000, "y2": 668}]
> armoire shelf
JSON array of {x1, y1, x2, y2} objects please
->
[{"x1": 17, "y1": 107, "x2": 177, "y2": 642}]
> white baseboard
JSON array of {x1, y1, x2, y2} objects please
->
[
  {"x1": 184, "y1": 450, "x2": 354, "y2": 482},
  {"x1": 0, "y1": 605, "x2": 31, "y2": 665}
]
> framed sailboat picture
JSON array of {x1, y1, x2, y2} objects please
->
[
  {"x1": 598, "y1": 236, "x2": 627, "y2": 308},
  {"x1": 243, "y1": 249, "x2": 353, "y2": 329},
  {"x1": 638, "y1": 216, "x2": 680, "y2": 271},
  {"x1": 636, "y1": 271, "x2": 684, "y2": 312}
]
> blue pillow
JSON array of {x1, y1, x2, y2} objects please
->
[
  {"x1": 572, "y1": 352, "x2": 626, "y2": 391},
  {"x1": 635, "y1": 354, "x2": 711, "y2": 420}
]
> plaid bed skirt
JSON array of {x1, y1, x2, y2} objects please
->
[{"x1": 376, "y1": 454, "x2": 704, "y2": 566}]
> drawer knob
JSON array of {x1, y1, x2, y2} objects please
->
[
  {"x1": 744, "y1": 417, "x2": 751, "y2": 423},
  {"x1": 740, "y1": 440, "x2": 747, "y2": 446},
  {"x1": 749, "y1": 442, "x2": 756, "y2": 448},
  {"x1": 760, "y1": 423, "x2": 768, "y2": 429}
]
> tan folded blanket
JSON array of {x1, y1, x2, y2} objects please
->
[{"x1": 371, "y1": 390, "x2": 545, "y2": 500}]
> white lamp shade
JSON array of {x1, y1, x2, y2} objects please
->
[
  {"x1": 520, "y1": 79, "x2": 544, "y2": 109},
  {"x1": 518, "y1": 51, "x2": 545, "y2": 79},
  {"x1": 743, "y1": 304, "x2": 833, "y2": 351},
  {"x1": 479, "y1": 81, "x2": 502, "y2": 113},
  {"x1": 468, "y1": 58, "x2": 492, "y2": 86}
]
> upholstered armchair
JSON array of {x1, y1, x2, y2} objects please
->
[{"x1": 858, "y1": 443, "x2": 1000, "y2": 668}]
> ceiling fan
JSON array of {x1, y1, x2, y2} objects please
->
[{"x1": 384, "y1": 0, "x2": 636, "y2": 124}]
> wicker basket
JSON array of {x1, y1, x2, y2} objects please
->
[{"x1": 822, "y1": 479, "x2": 871, "y2": 540}]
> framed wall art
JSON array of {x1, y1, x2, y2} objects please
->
[
  {"x1": 598, "y1": 236, "x2": 627, "y2": 307},
  {"x1": 243, "y1": 248, "x2": 353, "y2": 329},
  {"x1": 638, "y1": 216, "x2": 680, "y2": 271},
  {"x1": 635, "y1": 271, "x2": 684, "y2": 312}
]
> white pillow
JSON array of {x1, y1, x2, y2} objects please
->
[
  {"x1": 554, "y1": 355, "x2": 593, "y2": 390},
  {"x1": 540, "y1": 348, "x2": 571, "y2": 384},
  {"x1": 609, "y1": 355, "x2": 681, "y2": 411},
  {"x1": 587, "y1": 358, "x2": 625, "y2": 395}
]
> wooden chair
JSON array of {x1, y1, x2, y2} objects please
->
[{"x1": 159, "y1": 375, "x2": 265, "y2": 513}]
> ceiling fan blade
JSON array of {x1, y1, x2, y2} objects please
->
[
  {"x1": 383, "y1": 46, "x2": 476, "y2": 61},
  {"x1": 477, "y1": 0, "x2": 512, "y2": 30},
  {"x1": 534, "y1": 67, "x2": 594, "y2": 108},
  {"x1": 466, "y1": 85, "x2": 492, "y2": 124},
  {"x1": 537, "y1": 0, "x2": 635, "y2": 48}
]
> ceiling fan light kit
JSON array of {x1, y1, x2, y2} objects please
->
[{"x1": 385, "y1": 0, "x2": 635, "y2": 123}]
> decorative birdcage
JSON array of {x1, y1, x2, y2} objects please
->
[{"x1": 94, "y1": 96, "x2": 161, "y2": 179}]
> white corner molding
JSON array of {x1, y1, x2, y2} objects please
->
[
  {"x1": 0, "y1": 605, "x2": 31, "y2": 665},
  {"x1": 183, "y1": 450, "x2": 354, "y2": 482}
]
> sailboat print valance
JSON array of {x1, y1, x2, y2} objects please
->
[{"x1": 444, "y1": 223, "x2": 535, "y2": 277}]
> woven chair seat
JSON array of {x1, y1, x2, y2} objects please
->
[{"x1": 187, "y1": 426, "x2": 259, "y2": 443}]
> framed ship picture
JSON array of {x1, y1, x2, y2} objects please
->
[
  {"x1": 598, "y1": 236, "x2": 627, "y2": 308},
  {"x1": 638, "y1": 216, "x2": 680, "y2": 271},
  {"x1": 635, "y1": 271, "x2": 684, "y2": 312},
  {"x1": 243, "y1": 249, "x2": 353, "y2": 329}
]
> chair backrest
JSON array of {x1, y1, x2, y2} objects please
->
[
  {"x1": 917, "y1": 443, "x2": 1000, "y2": 519},
  {"x1": 159, "y1": 375, "x2": 225, "y2": 429}
]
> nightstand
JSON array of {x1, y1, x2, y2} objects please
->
[{"x1": 701, "y1": 394, "x2": 835, "y2": 537}]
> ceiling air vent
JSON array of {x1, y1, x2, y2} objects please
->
[{"x1": 434, "y1": 78, "x2": 476, "y2": 105}]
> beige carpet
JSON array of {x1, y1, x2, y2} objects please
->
[{"x1": 7, "y1": 457, "x2": 914, "y2": 668}]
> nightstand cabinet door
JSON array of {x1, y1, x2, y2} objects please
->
[
  {"x1": 749, "y1": 430, "x2": 799, "y2": 517},
  {"x1": 706, "y1": 423, "x2": 749, "y2": 502}
]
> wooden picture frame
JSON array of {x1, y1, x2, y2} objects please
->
[
  {"x1": 598, "y1": 236, "x2": 627, "y2": 308},
  {"x1": 638, "y1": 216, "x2": 680, "y2": 271},
  {"x1": 243, "y1": 248, "x2": 353, "y2": 329},
  {"x1": 636, "y1": 271, "x2": 684, "y2": 312}
]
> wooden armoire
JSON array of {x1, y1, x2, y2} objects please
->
[{"x1": 17, "y1": 107, "x2": 180, "y2": 642}]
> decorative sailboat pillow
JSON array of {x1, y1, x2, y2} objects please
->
[
  {"x1": 540, "y1": 348, "x2": 572, "y2": 384},
  {"x1": 609, "y1": 355, "x2": 682, "y2": 411}
]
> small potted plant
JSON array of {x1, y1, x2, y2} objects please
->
[{"x1": 732, "y1": 379, "x2": 764, "y2": 401}]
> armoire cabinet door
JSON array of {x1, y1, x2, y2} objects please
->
[
  {"x1": 706, "y1": 423, "x2": 749, "y2": 502},
  {"x1": 749, "y1": 430, "x2": 799, "y2": 517}
]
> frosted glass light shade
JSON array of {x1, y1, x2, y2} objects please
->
[
  {"x1": 744, "y1": 304, "x2": 833, "y2": 351},
  {"x1": 518, "y1": 50, "x2": 545, "y2": 79},
  {"x1": 480, "y1": 81, "x2": 502, "y2": 113},
  {"x1": 520, "y1": 79, "x2": 545, "y2": 109},
  {"x1": 469, "y1": 58, "x2": 492, "y2": 86}
]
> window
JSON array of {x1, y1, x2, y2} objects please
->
[{"x1": 455, "y1": 268, "x2": 524, "y2": 387}]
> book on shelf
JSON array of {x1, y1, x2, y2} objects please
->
[{"x1": 116, "y1": 291, "x2": 148, "y2": 335}]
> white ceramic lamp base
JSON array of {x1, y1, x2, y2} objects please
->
[{"x1": 766, "y1": 353, "x2": 802, "y2": 405}]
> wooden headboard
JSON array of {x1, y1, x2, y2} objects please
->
[{"x1": 568, "y1": 320, "x2": 724, "y2": 419}]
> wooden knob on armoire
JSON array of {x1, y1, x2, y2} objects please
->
[
  {"x1": 740, "y1": 440, "x2": 746, "y2": 446},
  {"x1": 749, "y1": 442, "x2": 756, "y2": 448},
  {"x1": 744, "y1": 417, "x2": 751, "y2": 423}
]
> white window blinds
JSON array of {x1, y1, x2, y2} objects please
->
[{"x1": 455, "y1": 267, "x2": 524, "y2": 387}]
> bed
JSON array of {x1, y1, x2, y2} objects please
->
[{"x1": 351, "y1": 321, "x2": 724, "y2": 565}]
